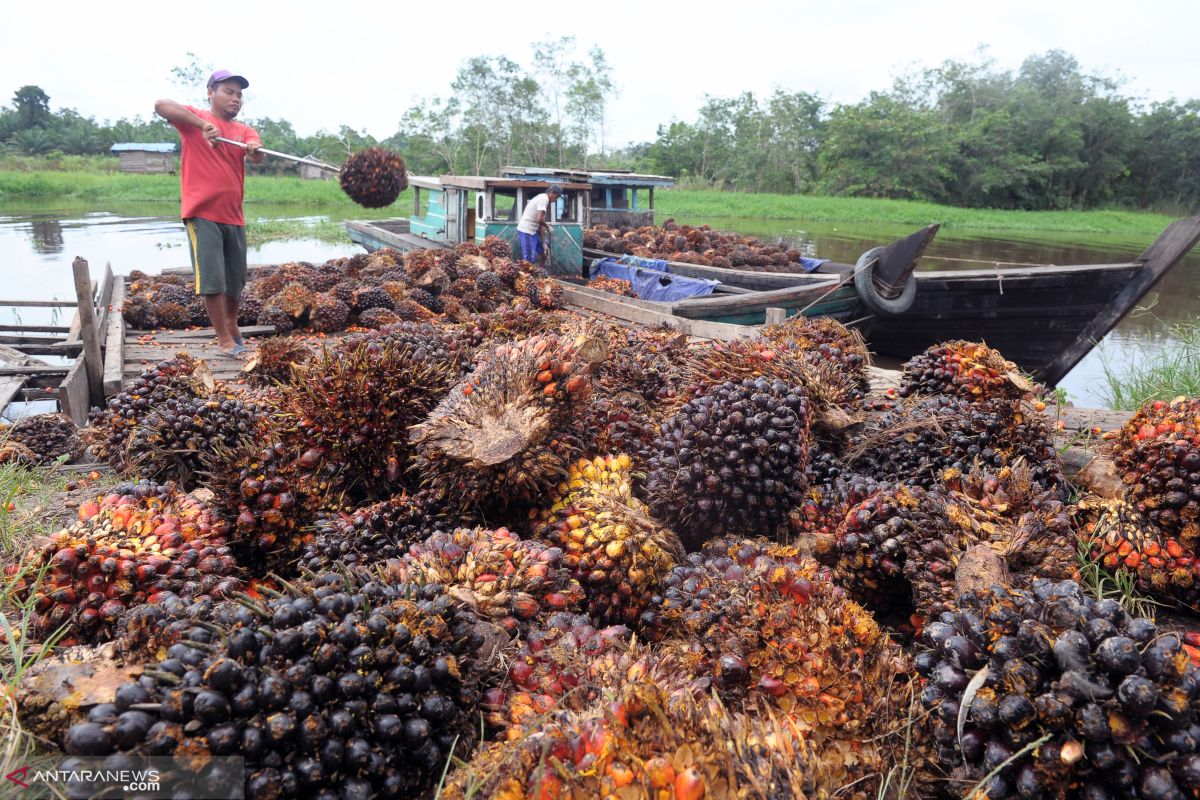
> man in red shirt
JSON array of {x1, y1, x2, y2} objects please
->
[{"x1": 155, "y1": 70, "x2": 264, "y2": 356}]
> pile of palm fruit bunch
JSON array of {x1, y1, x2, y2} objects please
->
[
  {"x1": 4, "y1": 480, "x2": 242, "y2": 644},
  {"x1": 29, "y1": 291, "x2": 1200, "y2": 800},
  {"x1": 918, "y1": 579, "x2": 1200, "y2": 799},
  {"x1": 0, "y1": 412, "x2": 84, "y2": 464},
  {"x1": 586, "y1": 274, "x2": 636, "y2": 296},
  {"x1": 121, "y1": 238, "x2": 563, "y2": 336},
  {"x1": 583, "y1": 218, "x2": 813, "y2": 272}
]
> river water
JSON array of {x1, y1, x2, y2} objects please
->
[{"x1": 1, "y1": 201, "x2": 1196, "y2": 409}]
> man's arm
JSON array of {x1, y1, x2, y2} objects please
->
[{"x1": 155, "y1": 99, "x2": 219, "y2": 146}]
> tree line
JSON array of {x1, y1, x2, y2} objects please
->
[{"x1": 3, "y1": 47, "x2": 1198, "y2": 212}]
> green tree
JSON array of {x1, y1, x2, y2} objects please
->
[
  {"x1": 170, "y1": 52, "x2": 214, "y2": 105},
  {"x1": 818, "y1": 91, "x2": 954, "y2": 200},
  {"x1": 12, "y1": 85, "x2": 51, "y2": 130},
  {"x1": 12, "y1": 127, "x2": 57, "y2": 155}
]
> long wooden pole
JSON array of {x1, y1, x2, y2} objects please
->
[{"x1": 71, "y1": 256, "x2": 105, "y2": 409}]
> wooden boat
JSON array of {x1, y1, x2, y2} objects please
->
[
  {"x1": 501, "y1": 166, "x2": 674, "y2": 228},
  {"x1": 347, "y1": 205, "x2": 1200, "y2": 386}
]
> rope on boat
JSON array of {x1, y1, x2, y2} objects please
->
[
  {"x1": 793, "y1": 255, "x2": 875, "y2": 317},
  {"x1": 920, "y1": 255, "x2": 1055, "y2": 268}
]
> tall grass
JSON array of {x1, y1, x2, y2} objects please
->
[{"x1": 1099, "y1": 320, "x2": 1200, "y2": 410}]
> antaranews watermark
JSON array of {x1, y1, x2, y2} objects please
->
[{"x1": 2, "y1": 755, "x2": 243, "y2": 799}]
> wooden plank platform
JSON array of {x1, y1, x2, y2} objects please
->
[{"x1": 123, "y1": 327, "x2": 277, "y2": 384}]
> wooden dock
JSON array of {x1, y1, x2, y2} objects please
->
[{"x1": 121, "y1": 324, "x2": 276, "y2": 383}]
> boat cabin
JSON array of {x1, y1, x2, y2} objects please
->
[
  {"x1": 502, "y1": 166, "x2": 674, "y2": 228},
  {"x1": 407, "y1": 175, "x2": 591, "y2": 274}
]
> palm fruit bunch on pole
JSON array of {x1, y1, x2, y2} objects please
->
[
  {"x1": 899, "y1": 339, "x2": 1033, "y2": 401},
  {"x1": 530, "y1": 454, "x2": 685, "y2": 626},
  {"x1": 918, "y1": 579, "x2": 1200, "y2": 799},
  {"x1": 442, "y1": 682, "x2": 815, "y2": 800},
  {"x1": 276, "y1": 330, "x2": 463, "y2": 501},
  {"x1": 3, "y1": 413, "x2": 84, "y2": 464},
  {"x1": 641, "y1": 377, "x2": 812, "y2": 548},
  {"x1": 297, "y1": 490, "x2": 446, "y2": 574},
  {"x1": 1112, "y1": 396, "x2": 1200, "y2": 545},
  {"x1": 5, "y1": 480, "x2": 241, "y2": 645},
  {"x1": 62, "y1": 573, "x2": 490, "y2": 800},
  {"x1": 124, "y1": 393, "x2": 265, "y2": 489},
  {"x1": 410, "y1": 331, "x2": 603, "y2": 515},
  {"x1": 639, "y1": 544, "x2": 909, "y2": 784},
  {"x1": 847, "y1": 394, "x2": 1062, "y2": 491},
  {"x1": 381, "y1": 527, "x2": 584, "y2": 637},
  {"x1": 85, "y1": 354, "x2": 209, "y2": 471},
  {"x1": 1075, "y1": 495, "x2": 1200, "y2": 610},
  {"x1": 241, "y1": 336, "x2": 312, "y2": 387},
  {"x1": 338, "y1": 146, "x2": 408, "y2": 208}
]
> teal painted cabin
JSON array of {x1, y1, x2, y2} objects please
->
[
  {"x1": 501, "y1": 166, "x2": 674, "y2": 228},
  {"x1": 407, "y1": 175, "x2": 591, "y2": 275}
]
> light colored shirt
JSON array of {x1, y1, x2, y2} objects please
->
[{"x1": 517, "y1": 193, "x2": 554, "y2": 235}]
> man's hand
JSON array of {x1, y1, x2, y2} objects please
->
[
  {"x1": 245, "y1": 141, "x2": 265, "y2": 164},
  {"x1": 201, "y1": 121, "x2": 220, "y2": 147},
  {"x1": 245, "y1": 141, "x2": 261, "y2": 155}
]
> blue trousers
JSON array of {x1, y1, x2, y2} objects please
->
[{"x1": 518, "y1": 231, "x2": 543, "y2": 262}]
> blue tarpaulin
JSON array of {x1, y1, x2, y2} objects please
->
[{"x1": 591, "y1": 258, "x2": 719, "y2": 302}]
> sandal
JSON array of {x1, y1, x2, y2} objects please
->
[{"x1": 215, "y1": 346, "x2": 246, "y2": 359}]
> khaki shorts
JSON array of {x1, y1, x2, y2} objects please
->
[{"x1": 185, "y1": 217, "x2": 247, "y2": 296}]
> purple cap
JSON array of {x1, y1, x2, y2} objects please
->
[{"x1": 207, "y1": 70, "x2": 249, "y2": 89}]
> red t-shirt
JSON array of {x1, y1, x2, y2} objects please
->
[{"x1": 171, "y1": 106, "x2": 261, "y2": 226}]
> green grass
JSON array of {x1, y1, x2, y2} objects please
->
[
  {"x1": 0, "y1": 168, "x2": 1180, "y2": 236},
  {"x1": 655, "y1": 189, "x2": 1177, "y2": 235},
  {"x1": 1098, "y1": 320, "x2": 1200, "y2": 410}
]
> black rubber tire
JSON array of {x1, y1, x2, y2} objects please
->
[{"x1": 853, "y1": 246, "x2": 917, "y2": 316}]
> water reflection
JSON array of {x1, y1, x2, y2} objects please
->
[{"x1": 28, "y1": 217, "x2": 64, "y2": 254}]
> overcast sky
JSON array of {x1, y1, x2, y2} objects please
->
[{"x1": 3, "y1": 0, "x2": 1198, "y2": 148}]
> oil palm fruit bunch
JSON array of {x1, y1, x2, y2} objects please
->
[
  {"x1": 257, "y1": 301, "x2": 295, "y2": 334},
  {"x1": 125, "y1": 393, "x2": 264, "y2": 488},
  {"x1": 641, "y1": 546, "x2": 899, "y2": 729},
  {"x1": 350, "y1": 285, "x2": 397, "y2": 314},
  {"x1": 153, "y1": 282, "x2": 193, "y2": 307},
  {"x1": 382, "y1": 527, "x2": 584, "y2": 637},
  {"x1": 482, "y1": 613, "x2": 699, "y2": 740},
  {"x1": 787, "y1": 449, "x2": 880, "y2": 543},
  {"x1": 153, "y1": 301, "x2": 191, "y2": 329},
  {"x1": 531, "y1": 454, "x2": 685, "y2": 626},
  {"x1": 481, "y1": 234, "x2": 512, "y2": 259},
  {"x1": 410, "y1": 332, "x2": 601, "y2": 514},
  {"x1": 443, "y1": 681, "x2": 813, "y2": 800},
  {"x1": 278, "y1": 335, "x2": 460, "y2": 500},
  {"x1": 85, "y1": 354, "x2": 207, "y2": 470},
  {"x1": 120, "y1": 296, "x2": 157, "y2": 329},
  {"x1": 1076, "y1": 495, "x2": 1200, "y2": 610},
  {"x1": 241, "y1": 336, "x2": 312, "y2": 387},
  {"x1": 848, "y1": 395, "x2": 1061, "y2": 490},
  {"x1": 4, "y1": 412, "x2": 84, "y2": 464},
  {"x1": 269, "y1": 281, "x2": 315, "y2": 324},
  {"x1": 641, "y1": 377, "x2": 811, "y2": 547},
  {"x1": 201, "y1": 438, "x2": 340, "y2": 571},
  {"x1": 338, "y1": 146, "x2": 408, "y2": 208},
  {"x1": 355, "y1": 307, "x2": 400, "y2": 328},
  {"x1": 595, "y1": 326, "x2": 688, "y2": 403},
  {"x1": 63, "y1": 573, "x2": 488, "y2": 800},
  {"x1": 900, "y1": 339, "x2": 1032, "y2": 401},
  {"x1": 307, "y1": 295, "x2": 349, "y2": 333},
  {"x1": 918, "y1": 579, "x2": 1200, "y2": 799},
  {"x1": 830, "y1": 483, "x2": 978, "y2": 615},
  {"x1": 6, "y1": 480, "x2": 242, "y2": 644},
  {"x1": 236, "y1": 295, "x2": 262, "y2": 326},
  {"x1": 0, "y1": 439, "x2": 36, "y2": 465},
  {"x1": 760, "y1": 315, "x2": 869, "y2": 371},
  {"x1": 525, "y1": 277, "x2": 563, "y2": 309},
  {"x1": 941, "y1": 461, "x2": 1076, "y2": 580},
  {"x1": 455, "y1": 306, "x2": 566, "y2": 350},
  {"x1": 401, "y1": 248, "x2": 437, "y2": 280},
  {"x1": 1113, "y1": 396, "x2": 1200, "y2": 545},
  {"x1": 330, "y1": 278, "x2": 361, "y2": 305},
  {"x1": 297, "y1": 491, "x2": 446, "y2": 573}
]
